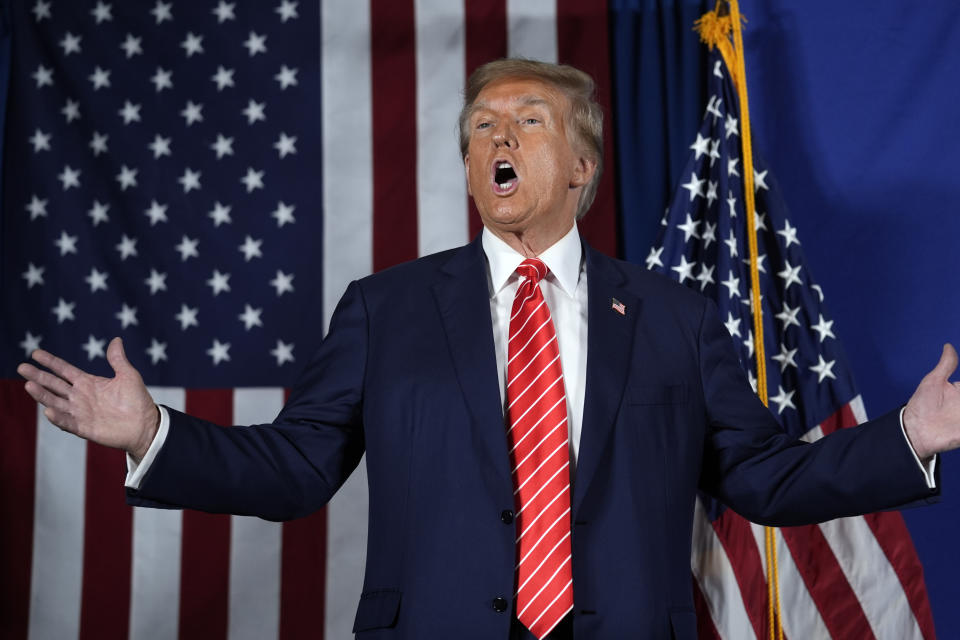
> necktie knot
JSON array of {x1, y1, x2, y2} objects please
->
[{"x1": 517, "y1": 258, "x2": 548, "y2": 285}]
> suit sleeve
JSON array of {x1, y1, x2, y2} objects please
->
[
  {"x1": 695, "y1": 300, "x2": 939, "y2": 526},
  {"x1": 126, "y1": 280, "x2": 369, "y2": 521}
]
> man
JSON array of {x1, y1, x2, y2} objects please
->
[{"x1": 18, "y1": 59, "x2": 960, "y2": 639}]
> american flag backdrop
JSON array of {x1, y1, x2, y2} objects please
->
[
  {"x1": 648, "y1": 47, "x2": 935, "y2": 639},
  {"x1": 0, "y1": 2, "x2": 619, "y2": 639},
  {"x1": 0, "y1": 2, "x2": 934, "y2": 640}
]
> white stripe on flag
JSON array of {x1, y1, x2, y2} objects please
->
[
  {"x1": 849, "y1": 394, "x2": 868, "y2": 423},
  {"x1": 322, "y1": 3, "x2": 372, "y2": 638},
  {"x1": 129, "y1": 387, "x2": 185, "y2": 640},
  {"x1": 819, "y1": 517, "x2": 923, "y2": 639},
  {"x1": 415, "y1": 0, "x2": 468, "y2": 255},
  {"x1": 800, "y1": 425, "x2": 825, "y2": 443},
  {"x1": 322, "y1": 0, "x2": 374, "y2": 332},
  {"x1": 28, "y1": 406, "x2": 86, "y2": 640},
  {"x1": 506, "y1": 0, "x2": 558, "y2": 62},
  {"x1": 228, "y1": 389, "x2": 286, "y2": 640},
  {"x1": 748, "y1": 522, "x2": 831, "y2": 639},
  {"x1": 691, "y1": 498, "x2": 757, "y2": 640}
]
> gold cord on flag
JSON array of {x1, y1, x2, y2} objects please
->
[{"x1": 695, "y1": 3, "x2": 783, "y2": 639}]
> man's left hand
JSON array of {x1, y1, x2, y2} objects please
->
[{"x1": 903, "y1": 343, "x2": 960, "y2": 461}]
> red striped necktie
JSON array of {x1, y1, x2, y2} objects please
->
[{"x1": 506, "y1": 258, "x2": 574, "y2": 639}]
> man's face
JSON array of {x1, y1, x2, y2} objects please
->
[{"x1": 464, "y1": 77, "x2": 594, "y2": 243}]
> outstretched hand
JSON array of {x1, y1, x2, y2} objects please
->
[
  {"x1": 17, "y1": 337, "x2": 159, "y2": 461},
  {"x1": 903, "y1": 343, "x2": 960, "y2": 461}
]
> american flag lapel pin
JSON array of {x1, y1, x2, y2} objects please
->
[{"x1": 611, "y1": 298, "x2": 626, "y2": 315}]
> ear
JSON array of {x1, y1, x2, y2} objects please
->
[
  {"x1": 569, "y1": 154, "x2": 597, "y2": 189},
  {"x1": 464, "y1": 154, "x2": 473, "y2": 197}
]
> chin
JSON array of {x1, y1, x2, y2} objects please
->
[{"x1": 482, "y1": 208, "x2": 529, "y2": 229}]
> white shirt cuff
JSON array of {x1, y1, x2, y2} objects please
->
[
  {"x1": 125, "y1": 405, "x2": 170, "y2": 490},
  {"x1": 900, "y1": 406, "x2": 937, "y2": 489}
]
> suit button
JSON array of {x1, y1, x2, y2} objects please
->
[
  {"x1": 500, "y1": 510, "x2": 514, "y2": 524},
  {"x1": 492, "y1": 597, "x2": 508, "y2": 613}
]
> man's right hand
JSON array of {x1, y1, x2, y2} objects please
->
[{"x1": 17, "y1": 337, "x2": 159, "y2": 462}]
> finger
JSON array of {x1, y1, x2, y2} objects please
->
[
  {"x1": 42, "y1": 406, "x2": 76, "y2": 433},
  {"x1": 30, "y1": 348, "x2": 85, "y2": 385},
  {"x1": 945, "y1": 343, "x2": 959, "y2": 379},
  {"x1": 106, "y1": 337, "x2": 133, "y2": 375},
  {"x1": 17, "y1": 363, "x2": 72, "y2": 399},
  {"x1": 24, "y1": 380, "x2": 72, "y2": 413},
  {"x1": 930, "y1": 343, "x2": 959, "y2": 381}
]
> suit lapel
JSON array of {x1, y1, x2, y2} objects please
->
[
  {"x1": 432, "y1": 238, "x2": 514, "y2": 486},
  {"x1": 573, "y1": 245, "x2": 640, "y2": 518}
]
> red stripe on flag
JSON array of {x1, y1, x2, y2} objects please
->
[
  {"x1": 863, "y1": 512, "x2": 936, "y2": 640},
  {"x1": 0, "y1": 381, "x2": 38, "y2": 639},
  {"x1": 817, "y1": 402, "x2": 857, "y2": 436},
  {"x1": 556, "y1": 0, "x2": 618, "y2": 257},
  {"x1": 780, "y1": 524, "x2": 876, "y2": 639},
  {"x1": 279, "y1": 508, "x2": 328, "y2": 640},
  {"x1": 79, "y1": 445, "x2": 132, "y2": 640},
  {"x1": 464, "y1": 0, "x2": 507, "y2": 240},
  {"x1": 371, "y1": 0, "x2": 418, "y2": 270},
  {"x1": 180, "y1": 389, "x2": 233, "y2": 640},
  {"x1": 711, "y1": 510, "x2": 769, "y2": 640},
  {"x1": 691, "y1": 574, "x2": 723, "y2": 640}
]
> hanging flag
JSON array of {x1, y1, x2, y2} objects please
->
[
  {"x1": 647, "y1": 14, "x2": 935, "y2": 640},
  {"x1": 0, "y1": 2, "x2": 618, "y2": 639}
]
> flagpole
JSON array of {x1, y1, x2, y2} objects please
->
[{"x1": 695, "y1": 2, "x2": 783, "y2": 638}]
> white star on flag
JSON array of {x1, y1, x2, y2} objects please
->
[
  {"x1": 121, "y1": 34, "x2": 142, "y2": 58},
  {"x1": 213, "y1": 2, "x2": 236, "y2": 23},
  {"x1": 147, "y1": 339, "x2": 168, "y2": 364},
  {"x1": 270, "y1": 339, "x2": 295, "y2": 365},
  {"x1": 810, "y1": 355, "x2": 837, "y2": 383},
  {"x1": 244, "y1": 31, "x2": 267, "y2": 56},
  {"x1": 271, "y1": 202, "x2": 296, "y2": 227},
  {"x1": 29, "y1": 129, "x2": 51, "y2": 152},
  {"x1": 85, "y1": 268, "x2": 108, "y2": 292},
  {"x1": 270, "y1": 270, "x2": 294, "y2": 296},
  {"x1": 23, "y1": 263, "x2": 45, "y2": 288},
  {"x1": 116, "y1": 304, "x2": 138, "y2": 328},
  {"x1": 207, "y1": 339, "x2": 231, "y2": 365},
  {"x1": 175, "y1": 304, "x2": 199, "y2": 330},
  {"x1": 175, "y1": 236, "x2": 200, "y2": 261},
  {"x1": 239, "y1": 304, "x2": 264, "y2": 330},
  {"x1": 275, "y1": 1, "x2": 299, "y2": 22},
  {"x1": 207, "y1": 270, "x2": 231, "y2": 296},
  {"x1": 82, "y1": 335, "x2": 106, "y2": 360}
]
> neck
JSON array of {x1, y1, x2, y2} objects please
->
[{"x1": 486, "y1": 221, "x2": 576, "y2": 257}]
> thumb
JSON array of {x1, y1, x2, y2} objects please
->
[
  {"x1": 929, "y1": 343, "x2": 958, "y2": 381},
  {"x1": 106, "y1": 337, "x2": 132, "y2": 375}
]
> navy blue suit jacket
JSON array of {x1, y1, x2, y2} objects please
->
[{"x1": 128, "y1": 237, "x2": 937, "y2": 639}]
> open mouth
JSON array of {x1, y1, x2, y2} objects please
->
[{"x1": 492, "y1": 161, "x2": 518, "y2": 194}]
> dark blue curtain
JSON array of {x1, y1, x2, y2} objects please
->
[
  {"x1": 0, "y1": 1, "x2": 11, "y2": 222},
  {"x1": 610, "y1": 0, "x2": 710, "y2": 262}
]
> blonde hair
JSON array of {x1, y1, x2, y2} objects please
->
[{"x1": 458, "y1": 59, "x2": 603, "y2": 220}]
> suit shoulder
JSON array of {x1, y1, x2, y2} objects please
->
[{"x1": 354, "y1": 244, "x2": 466, "y2": 295}]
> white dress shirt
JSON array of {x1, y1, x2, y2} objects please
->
[{"x1": 482, "y1": 223, "x2": 588, "y2": 476}]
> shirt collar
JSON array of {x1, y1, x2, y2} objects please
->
[{"x1": 481, "y1": 223, "x2": 583, "y2": 298}]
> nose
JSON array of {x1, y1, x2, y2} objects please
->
[{"x1": 492, "y1": 124, "x2": 516, "y2": 149}]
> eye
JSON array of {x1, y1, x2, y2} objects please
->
[
  {"x1": 521, "y1": 117, "x2": 540, "y2": 125},
  {"x1": 475, "y1": 121, "x2": 492, "y2": 130}
]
